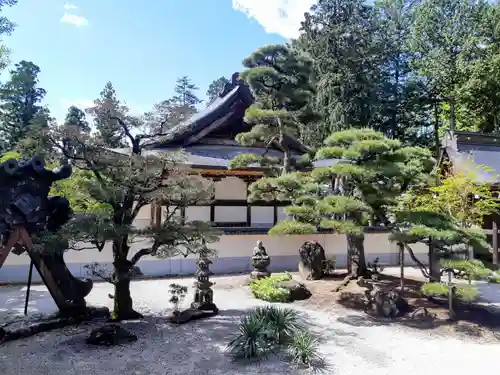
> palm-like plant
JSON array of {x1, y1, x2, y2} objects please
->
[
  {"x1": 226, "y1": 313, "x2": 271, "y2": 359},
  {"x1": 252, "y1": 306, "x2": 303, "y2": 343},
  {"x1": 287, "y1": 331, "x2": 321, "y2": 367}
]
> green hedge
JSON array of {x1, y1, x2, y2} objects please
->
[{"x1": 248, "y1": 272, "x2": 292, "y2": 302}]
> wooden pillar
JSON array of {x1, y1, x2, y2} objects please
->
[
  {"x1": 150, "y1": 202, "x2": 156, "y2": 226},
  {"x1": 210, "y1": 176, "x2": 221, "y2": 224},
  {"x1": 180, "y1": 206, "x2": 186, "y2": 225},
  {"x1": 154, "y1": 201, "x2": 162, "y2": 227},
  {"x1": 273, "y1": 205, "x2": 278, "y2": 225},
  {"x1": 245, "y1": 178, "x2": 252, "y2": 227},
  {"x1": 493, "y1": 219, "x2": 498, "y2": 265}
]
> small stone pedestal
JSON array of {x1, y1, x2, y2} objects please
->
[
  {"x1": 191, "y1": 257, "x2": 218, "y2": 314},
  {"x1": 250, "y1": 240, "x2": 271, "y2": 280}
]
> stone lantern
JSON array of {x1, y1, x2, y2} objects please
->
[
  {"x1": 191, "y1": 243, "x2": 218, "y2": 314},
  {"x1": 250, "y1": 240, "x2": 271, "y2": 280}
]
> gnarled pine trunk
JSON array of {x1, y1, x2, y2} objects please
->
[
  {"x1": 428, "y1": 242, "x2": 441, "y2": 282},
  {"x1": 346, "y1": 232, "x2": 368, "y2": 278},
  {"x1": 112, "y1": 240, "x2": 143, "y2": 321}
]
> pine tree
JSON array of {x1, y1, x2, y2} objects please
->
[
  {"x1": 392, "y1": 167, "x2": 499, "y2": 281},
  {"x1": 87, "y1": 82, "x2": 128, "y2": 148},
  {"x1": 229, "y1": 44, "x2": 315, "y2": 175},
  {"x1": 0, "y1": 0, "x2": 18, "y2": 72},
  {"x1": 252, "y1": 129, "x2": 434, "y2": 278},
  {"x1": 61, "y1": 105, "x2": 91, "y2": 156},
  {"x1": 206, "y1": 76, "x2": 230, "y2": 105},
  {"x1": 0, "y1": 60, "x2": 51, "y2": 155},
  {"x1": 51, "y1": 110, "x2": 218, "y2": 320},
  {"x1": 300, "y1": 0, "x2": 381, "y2": 133},
  {"x1": 144, "y1": 76, "x2": 201, "y2": 134}
]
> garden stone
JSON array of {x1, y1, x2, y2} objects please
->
[
  {"x1": 372, "y1": 287, "x2": 410, "y2": 318},
  {"x1": 86, "y1": 324, "x2": 137, "y2": 346},
  {"x1": 250, "y1": 240, "x2": 271, "y2": 280},
  {"x1": 276, "y1": 280, "x2": 312, "y2": 302},
  {"x1": 298, "y1": 241, "x2": 326, "y2": 280}
]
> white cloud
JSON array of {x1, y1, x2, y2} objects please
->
[
  {"x1": 63, "y1": 2, "x2": 78, "y2": 10},
  {"x1": 60, "y1": 12, "x2": 88, "y2": 26},
  {"x1": 232, "y1": 0, "x2": 317, "y2": 39}
]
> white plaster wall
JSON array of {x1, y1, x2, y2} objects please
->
[
  {"x1": 185, "y1": 206, "x2": 210, "y2": 221},
  {"x1": 277, "y1": 207, "x2": 288, "y2": 221},
  {"x1": 251, "y1": 206, "x2": 274, "y2": 225},
  {"x1": 214, "y1": 206, "x2": 246, "y2": 223},
  {"x1": 214, "y1": 176, "x2": 247, "y2": 200},
  {"x1": 0, "y1": 233, "x2": 429, "y2": 283}
]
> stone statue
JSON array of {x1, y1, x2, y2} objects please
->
[
  {"x1": 0, "y1": 156, "x2": 93, "y2": 313},
  {"x1": 250, "y1": 240, "x2": 271, "y2": 280}
]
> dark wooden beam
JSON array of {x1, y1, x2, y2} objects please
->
[
  {"x1": 273, "y1": 205, "x2": 278, "y2": 225},
  {"x1": 176, "y1": 199, "x2": 289, "y2": 207},
  {"x1": 150, "y1": 202, "x2": 155, "y2": 226},
  {"x1": 154, "y1": 201, "x2": 162, "y2": 227},
  {"x1": 493, "y1": 220, "x2": 498, "y2": 265},
  {"x1": 180, "y1": 206, "x2": 186, "y2": 225}
]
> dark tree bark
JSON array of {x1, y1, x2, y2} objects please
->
[
  {"x1": 111, "y1": 239, "x2": 143, "y2": 320},
  {"x1": 346, "y1": 232, "x2": 368, "y2": 277},
  {"x1": 428, "y1": 242, "x2": 441, "y2": 282}
]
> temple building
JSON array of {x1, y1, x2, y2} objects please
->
[
  {"x1": 137, "y1": 73, "x2": 313, "y2": 233},
  {"x1": 439, "y1": 129, "x2": 500, "y2": 264}
]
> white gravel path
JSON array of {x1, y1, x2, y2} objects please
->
[{"x1": 0, "y1": 276, "x2": 499, "y2": 375}]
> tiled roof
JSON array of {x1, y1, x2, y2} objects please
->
[{"x1": 441, "y1": 130, "x2": 500, "y2": 183}]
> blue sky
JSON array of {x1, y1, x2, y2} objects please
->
[{"x1": 1, "y1": 0, "x2": 315, "y2": 123}]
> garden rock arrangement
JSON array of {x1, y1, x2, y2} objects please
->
[
  {"x1": 0, "y1": 306, "x2": 110, "y2": 343},
  {"x1": 276, "y1": 280, "x2": 312, "y2": 301},
  {"x1": 167, "y1": 255, "x2": 219, "y2": 325},
  {"x1": 86, "y1": 324, "x2": 137, "y2": 346},
  {"x1": 298, "y1": 241, "x2": 326, "y2": 280},
  {"x1": 359, "y1": 277, "x2": 410, "y2": 318}
]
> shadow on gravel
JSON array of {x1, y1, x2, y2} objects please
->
[{"x1": 0, "y1": 307, "x2": 331, "y2": 375}]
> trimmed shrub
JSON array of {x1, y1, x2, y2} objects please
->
[
  {"x1": 441, "y1": 258, "x2": 500, "y2": 284},
  {"x1": 249, "y1": 272, "x2": 292, "y2": 302},
  {"x1": 421, "y1": 282, "x2": 478, "y2": 302}
]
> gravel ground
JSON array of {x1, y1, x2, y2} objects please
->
[{"x1": 0, "y1": 276, "x2": 499, "y2": 375}]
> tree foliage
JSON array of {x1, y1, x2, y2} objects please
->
[
  {"x1": 206, "y1": 76, "x2": 230, "y2": 104},
  {"x1": 0, "y1": 60, "x2": 52, "y2": 157},
  {"x1": 86, "y1": 82, "x2": 129, "y2": 148},
  {"x1": 391, "y1": 166, "x2": 499, "y2": 280},
  {"x1": 50, "y1": 112, "x2": 218, "y2": 320},
  {"x1": 144, "y1": 76, "x2": 201, "y2": 134},
  {"x1": 229, "y1": 44, "x2": 314, "y2": 175},
  {"x1": 252, "y1": 129, "x2": 435, "y2": 277}
]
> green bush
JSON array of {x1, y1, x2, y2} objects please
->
[
  {"x1": 226, "y1": 306, "x2": 323, "y2": 368},
  {"x1": 441, "y1": 259, "x2": 500, "y2": 283},
  {"x1": 421, "y1": 282, "x2": 478, "y2": 302},
  {"x1": 249, "y1": 273, "x2": 292, "y2": 302}
]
